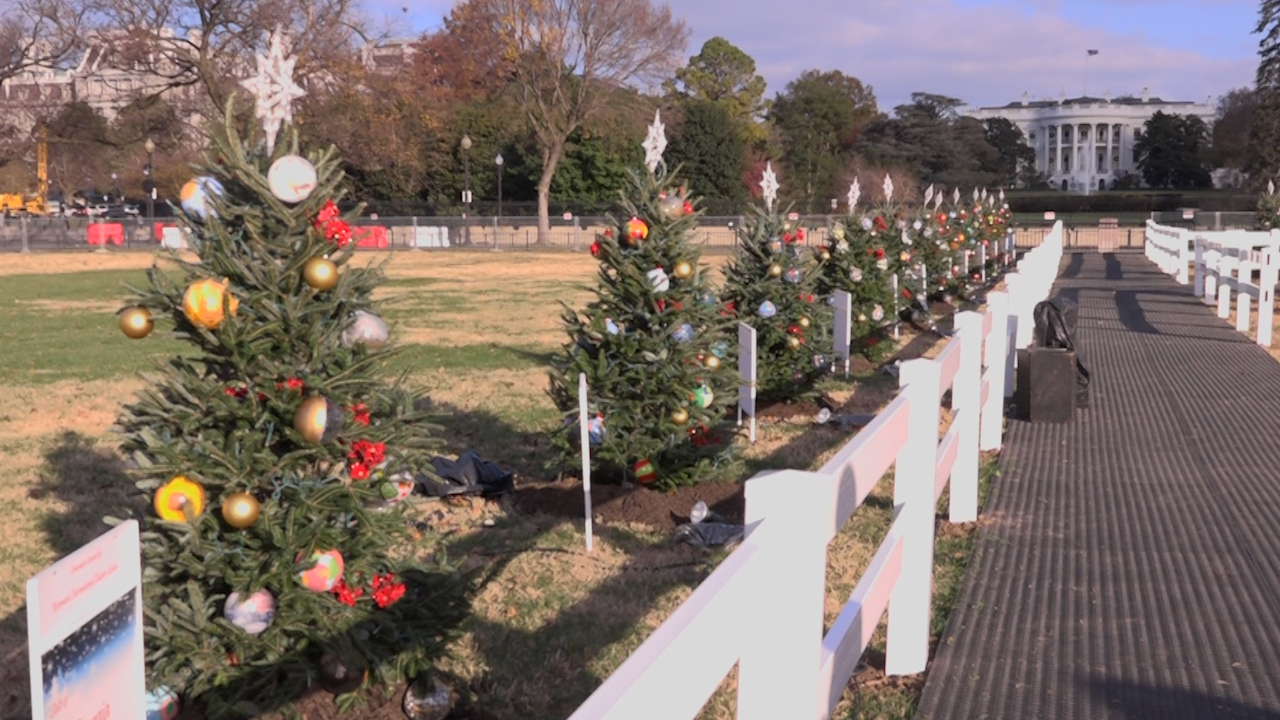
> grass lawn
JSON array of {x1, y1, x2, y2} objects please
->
[{"x1": 0, "y1": 248, "x2": 999, "y2": 720}]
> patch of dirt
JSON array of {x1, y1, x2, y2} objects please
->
[
  {"x1": 176, "y1": 683, "x2": 499, "y2": 720},
  {"x1": 0, "y1": 249, "x2": 194, "y2": 276},
  {"x1": 514, "y1": 476, "x2": 743, "y2": 530},
  {"x1": 755, "y1": 399, "x2": 823, "y2": 420}
]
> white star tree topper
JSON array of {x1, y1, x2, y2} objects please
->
[
  {"x1": 883, "y1": 174, "x2": 894, "y2": 204},
  {"x1": 952, "y1": 187, "x2": 961, "y2": 205},
  {"x1": 847, "y1": 178, "x2": 861, "y2": 213},
  {"x1": 760, "y1": 162, "x2": 779, "y2": 212},
  {"x1": 643, "y1": 110, "x2": 667, "y2": 174},
  {"x1": 240, "y1": 28, "x2": 306, "y2": 155}
]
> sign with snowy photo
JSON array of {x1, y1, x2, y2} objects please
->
[{"x1": 27, "y1": 520, "x2": 145, "y2": 720}]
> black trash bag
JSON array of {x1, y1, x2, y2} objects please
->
[
  {"x1": 674, "y1": 522, "x2": 744, "y2": 549},
  {"x1": 1033, "y1": 297, "x2": 1091, "y2": 407},
  {"x1": 418, "y1": 451, "x2": 515, "y2": 498}
]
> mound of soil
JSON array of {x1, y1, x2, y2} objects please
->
[
  {"x1": 514, "y1": 476, "x2": 744, "y2": 530},
  {"x1": 176, "y1": 684, "x2": 498, "y2": 720}
]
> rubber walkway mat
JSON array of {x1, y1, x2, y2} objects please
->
[{"x1": 915, "y1": 253, "x2": 1280, "y2": 720}]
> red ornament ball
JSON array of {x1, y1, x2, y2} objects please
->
[
  {"x1": 634, "y1": 459, "x2": 657, "y2": 484},
  {"x1": 624, "y1": 217, "x2": 649, "y2": 244},
  {"x1": 590, "y1": 241, "x2": 602, "y2": 257},
  {"x1": 682, "y1": 200, "x2": 695, "y2": 215}
]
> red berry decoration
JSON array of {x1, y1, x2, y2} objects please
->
[
  {"x1": 682, "y1": 200, "x2": 694, "y2": 215},
  {"x1": 590, "y1": 240, "x2": 602, "y2": 257}
]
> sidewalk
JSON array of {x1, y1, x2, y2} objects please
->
[{"x1": 916, "y1": 252, "x2": 1280, "y2": 719}]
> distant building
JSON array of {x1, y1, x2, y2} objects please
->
[{"x1": 964, "y1": 89, "x2": 1216, "y2": 192}]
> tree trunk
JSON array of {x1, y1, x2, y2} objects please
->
[{"x1": 536, "y1": 140, "x2": 565, "y2": 245}]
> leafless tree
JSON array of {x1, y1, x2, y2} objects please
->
[
  {"x1": 464, "y1": 0, "x2": 689, "y2": 242},
  {"x1": 0, "y1": 0, "x2": 92, "y2": 83},
  {"x1": 88, "y1": 0, "x2": 379, "y2": 116}
]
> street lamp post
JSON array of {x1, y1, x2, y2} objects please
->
[
  {"x1": 494, "y1": 153, "x2": 504, "y2": 252},
  {"x1": 143, "y1": 138, "x2": 155, "y2": 220},
  {"x1": 461, "y1": 134, "x2": 472, "y2": 245},
  {"x1": 110, "y1": 173, "x2": 118, "y2": 204}
]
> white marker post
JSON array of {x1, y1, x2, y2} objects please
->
[
  {"x1": 892, "y1": 273, "x2": 900, "y2": 339},
  {"x1": 738, "y1": 322, "x2": 758, "y2": 443},
  {"x1": 979, "y1": 243, "x2": 988, "y2": 283},
  {"x1": 577, "y1": 373, "x2": 593, "y2": 552},
  {"x1": 833, "y1": 290, "x2": 852, "y2": 377}
]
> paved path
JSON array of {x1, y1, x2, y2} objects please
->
[{"x1": 916, "y1": 252, "x2": 1280, "y2": 720}]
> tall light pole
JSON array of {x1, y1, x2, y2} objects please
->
[
  {"x1": 461, "y1": 134, "x2": 472, "y2": 245},
  {"x1": 494, "y1": 153, "x2": 504, "y2": 252},
  {"x1": 143, "y1": 138, "x2": 155, "y2": 220}
]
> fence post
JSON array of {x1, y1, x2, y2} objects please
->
[
  {"x1": 1259, "y1": 250, "x2": 1277, "y2": 348},
  {"x1": 981, "y1": 291, "x2": 1009, "y2": 451},
  {"x1": 1204, "y1": 245, "x2": 1218, "y2": 307},
  {"x1": 1178, "y1": 229, "x2": 1190, "y2": 285},
  {"x1": 1193, "y1": 235, "x2": 1204, "y2": 297},
  {"x1": 951, "y1": 311, "x2": 982, "y2": 523},
  {"x1": 738, "y1": 471, "x2": 829, "y2": 720},
  {"x1": 885, "y1": 358, "x2": 941, "y2": 676},
  {"x1": 1218, "y1": 256, "x2": 1235, "y2": 320},
  {"x1": 1237, "y1": 258, "x2": 1252, "y2": 333},
  {"x1": 19, "y1": 215, "x2": 28, "y2": 253}
]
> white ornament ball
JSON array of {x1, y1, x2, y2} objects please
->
[
  {"x1": 267, "y1": 155, "x2": 319, "y2": 203},
  {"x1": 340, "y1": 310, "x2": 389, "y2": 350},
  {"x1": 180, "y1": 177, "x2": 223, "y2": 221},
  {"x1": 224, "y1": 589, "x2": 276, "y2": 635},
  {"x1": 647, "y1": 268, "x2": 670, "y2": 293}
]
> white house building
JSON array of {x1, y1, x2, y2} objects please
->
[{"x1": 964, "y1": 89, "x2": 1216, "y2": 192}]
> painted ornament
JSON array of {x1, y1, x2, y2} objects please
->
[
  {"x1": 179, "y1": 176, "x2": 223, "y2": 220},
  {"x1": 768, "y1": 239, "x2": 783, "y2": 254},
  {"x1": 832, "y1": 225, "x2": 846, "y2": 240},
  {"x1": 813, "y1": 354, "x2": 828, "y2": 369},
  {"x1": 340, "y1": 310, "x2": 389, "y2": 350},
  {"x1": 872, "y1": 305, "x2": 885, "y2": 322},
  {"x1": 224, "y1": 589, "x2": 276, "y2": 635},
  {"x1": 624, "y1": 217, "x2": 649, "y2": 245},
  {"x1": 673, "y1": 261, "x2": 693, "y2": 279},
  {"x1": 153, "y1": 476, "x2": 205, "y2": 523},
  {"x1": 403, "y1": 675, "x2": 457, "y2": 720},
  {"x1": 145, "y1": 687, "x2": 181, "y2": 720},
  {"x1": 119, "y1": 306, "x2": 153, "y2": 339},
  {"x1": 659, "y1": 194, "x2": 685, "y2": 220},
  {"x1": 647, "y1": 268, "x2": 670, "y2": 293},
  {"x1": 634, "y1": 459, "x2": 657, "y2": 484},
  {"x1": 876, "y1": 258, "x2": 889, "y2": 271},
  {"x1": 784, "y1": 267, "x2": 802, "y2": 284},
  {"x1": 836, "y1": 240, "x2": 849, "y2": 254},
  {"x1": 303, "y1": 257, "x2": 338, "y2": 291},
  {"x1": 711, "y1": 341, "x2": 729, "y2": 358},
  {"x1": 183, "y1": 278, "x2": 238, "y2": 330},
  {"x1": 294, "y1": 395, "x2": 344, "y2": 444},
  {"x1": 850, "y1": 267, "x2": 864, "y2": 282},
  {"x1": 693, "y1": 384, "x2": 714, "y2": 409},
  {"x1": 759, "y1": 301, "x2": 777, "y2": 318},
  {"x1": 221, "y1": 492, "x2": 261, "y2": 528},
  {"x1": 378, "y1": 478, "x2": 416, "y2": 502},
  {"x1": 818, "y1": 249, "x2": 831, "y2": 261},
  {"x1": 267, "y1": 155, "x2": 318, "y2": 203},
  {"x1": 672, "y1": 323, "x2": 694, "y2": 343},
  {"x1": 298, "y1": 549, "x2": 345, "y2": 592},
  {"x1": 605, "y1": 318, "x2": 621, "y2": 336},
  {"x1": 587, "y1": 415, "x2": 606, "y2": 445}
]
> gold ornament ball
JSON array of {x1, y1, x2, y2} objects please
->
[
  {"x1": 221, "y1": 492, "x2": 260, "y2": 529},
  {"x1": 119, "y1": 306, "x2": 153, "y2": 339},
  {"x1": 799, "y1": 316, "x2": 811, "y2": 329},
  {"x1": 768, "y1": 264, "x2": 783, "y2": 278},
  {"x1": 786, "y1": 336, "x2": 802, "y2": 350},
  {"x1": 670, "y1": 408, "x2": 689, "y2": 425},
  {"x1": 294, "y1": 395, "x2": 344, "y2": 444},
  {"x1": 819, "y1": 249, "x2": 831, "y2": 261},
  {"x1": 674, "y1": 261, "x2": 693, "y2": 279},
  {"x1": 183, "y1": 278, "x2": 238, "y2": 330},
  {"x1": 303, "y1": 258, "x2": 339, "y2": 291},
  {"x1": 704, "y1": 355, "x2": 721, "y2": 370}
]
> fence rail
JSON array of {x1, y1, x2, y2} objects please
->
[{"x1": 569, "y1": 225, "x2": 1065, "y2": 720}]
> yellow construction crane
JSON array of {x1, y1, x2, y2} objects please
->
[{"x1": 33, "y1": 124, "x2": 47, "y2": 215}]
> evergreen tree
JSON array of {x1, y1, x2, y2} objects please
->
[
  {"x1": 1258, "y1": 179, "x2": 1280, "y2": 230},
  {"x1": 815, "y1": 176, "x2": 900, "y2": 360},
  {"x1": 112, "y1": 34, "x2": 468, "y2": 715},
  {"x1": 722, "y1": 166, "x2": 831, "y2": 403},
  {"x1": 549, "y1": 119, "x2": 740, "y2": 489}
]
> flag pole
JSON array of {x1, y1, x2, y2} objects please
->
[{"x1": 1084, "y1": 51, "x2": 1089, "y2": 97}]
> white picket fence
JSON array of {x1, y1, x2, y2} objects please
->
[
  {"x1": 1145, "y1": 220, "x2": 1280, "y2": 347},
  {"x1": 568, "y1": 222, "x2": 1065, "y2": 720}
]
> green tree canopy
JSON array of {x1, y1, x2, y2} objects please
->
[
  {"x1": 1134, "y1": 111, "x2": 1213, "y2": 189},
  {"x1": 1251, "y1": 0, "x2": 1280, "y2": 187},
  {"x1": 665, "y1": 36, "x2": 768, "y2": 145},
  {"x1": 983, "y1": 117, "x2": 1036, "y2": 187},
  {"x1": 667, "y1": 98, "x2": 747, "y2": 201},
  {"x1": 858, "y1": 93, "x2": 1001, "y2": 190},
  {"x1": 770, "y1": 69, "x2": 880, "y2": 212},
  {"x1": 1211, "y1": 87, "x2": 1257, "y2": 170}
]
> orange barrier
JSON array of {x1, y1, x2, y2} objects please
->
[
  {"x1": 354, "y1": 226, "x2": 388, "y2": 249},
  {"x1": 87, "y1": 223, "x2": 124, "y2": 246}
]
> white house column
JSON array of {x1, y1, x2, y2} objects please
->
[{"x1": 1055, "y1": 124, "x2": 1062, "y2": 177}]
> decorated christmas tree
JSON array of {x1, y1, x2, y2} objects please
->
[
  {"x1": 549, "y1": 112, "x2": 740, "y2": 490},
  {"x1": 814, "y1": 176, "x2": 900, "y2": 360},
  {"x1": 1258, "y1": 180, "x2": 1280, "y2": 231},
  {"x1": 721, "y1": 163, "x2": 831, "y2": 402},
  {"x1": 112, "y1": 31, "x2": 468, "y2": 716},
  {"x1": 911, "y1": 184, "x2": 957, "y2": 298}
]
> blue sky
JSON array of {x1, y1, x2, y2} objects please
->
[{"x1": 374, "y1": 0, "x2": 1257, "y2": 113}]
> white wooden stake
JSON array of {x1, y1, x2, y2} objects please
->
[
  {"x1": 578, "y1": 373, "x2": 593, "y2": 552},
  {"x1": 892, "y1": 273, "x2": 900, "y2": 339},
  {"x1": 834, "y1": 290, "x2": 852, "y2": 378},
  {"x1": 981, "y1": 291, "x2": 1009, "y2": 451},
  {"x1": 1260, "y1": 250, "x2": 1277, "y2": 348},
  {"x1": 951, "y1": 312, "x2": 982, "y2": 522},
  {"x1": 979, "y1": 243, "x2": 987, "y2": 283},
  {"x1": 738, "y1": 322, "x2": 757, "y2": 444}
]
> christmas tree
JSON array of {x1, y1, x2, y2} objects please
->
[
  {"x1": 112, "y1": 31, "x2": 468, "y2": 716},
  {"x1": 721, "y1": 163, "x2": 831, "y2": 403},
  {"x1": 911, "y1": 184, "x2": 957, "y2": 299},
  {"x1": 1258, "y1": 180, "x2": 1280, "y2": 231},
  {"x1": 814, "y1": 176, "x2": 900, "y2": 361},
  {"x1": 548, "y1": 111, "x2": 740, "y2": 490}
]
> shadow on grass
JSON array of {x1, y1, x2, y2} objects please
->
[{"x1": 417, "y1": 398, "x2": 556, "y2": 483}]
